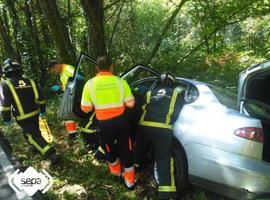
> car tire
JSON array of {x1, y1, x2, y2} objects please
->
[
  {"x1": 174, "y1": 138, "x2": 190, "y2": 195},
  {"x1": 153, "y1": 138, "x2": 189, "y2": 196}
]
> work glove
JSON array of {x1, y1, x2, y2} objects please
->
[
  {"x1": 39, "y1": 112, "x2": 46, "y2": 117},
  {"x1": 76, "y1": 74, "x2": 84, "y2": 81},
  {"x1": 50, "y1": 85, "x2": 61, "y2": 92},
  {"x1": 4, "y1": 121, "x2": 11, "y2": 126}
]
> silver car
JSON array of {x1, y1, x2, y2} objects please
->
[{"x1": 121, "y1": 64, "x2": 270, "y2": 200}]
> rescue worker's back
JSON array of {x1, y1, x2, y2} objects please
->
[
  {"x1": 81, "y1": 56, "x2": 136, "y2": 189},
  {"x1": 81, "y1": 72, "x2": 134, "y2": 120}
]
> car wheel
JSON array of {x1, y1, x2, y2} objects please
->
[
  {"x1": 174, "y1": 139, "x2": 189, "y2": 195},
  {"x1": 153, "y1": 138, "x2": 189, "y2": 196}
]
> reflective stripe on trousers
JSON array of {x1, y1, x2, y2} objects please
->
[{"x1": 158, "y1": 158, "x2": 176, "y2": 192}]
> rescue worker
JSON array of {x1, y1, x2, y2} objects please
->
[
  {"x1": 0, "y1": 59, "x2": 58, "y2": 164},
  {"x1": 48, "y1": 60, "x2": 82, "y2": 140},
  {"x1": 135, "y1": 73, "x2": 185, "y2": 200},
  {"x1": 81, "y1": 56, "x2": 136, "y2": 189}
]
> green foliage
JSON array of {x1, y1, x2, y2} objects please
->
[
  {"x1": 2, "y1": 101, "x2": 209, "y2": 199},
  {"x1": 1, "y1": 0, "x2": 270, "y2": 199},
  {"x1": 0, "y1": 0, "x2": 270, "y2": 88}
]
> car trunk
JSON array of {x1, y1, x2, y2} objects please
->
[{"x1": 238, "y1": 62, "x2": 270, "y2": 162}]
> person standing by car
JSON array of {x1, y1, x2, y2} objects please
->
[
  {"x1": 135, "y1": 73, "x2": 185, "y2": 200},
  {"x1": 0, "y1": 58, "x2": 59, "y2": 164},
  {"x1": 80, "y1": 56, "x2": 136, "y2": 189},
  {"x1": 48, "y1": 60, "x2": 83, "y2": 140}
]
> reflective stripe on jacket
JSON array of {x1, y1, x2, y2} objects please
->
[
  {"x1": 0, "y1": 78, "x2": 45, "y2": 121},
  {"x1": 139, "y1": 86, "x2": 184, "y2": 129},
  {"x1": 81, "y1": 72, "x2": 134, "y2": 120}
]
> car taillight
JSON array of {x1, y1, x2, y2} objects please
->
[{"x1": 234, "y1": 127, "x2": 264, "y2": 143}]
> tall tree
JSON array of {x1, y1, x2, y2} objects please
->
[
  {"x1": 37, "y1": 0, "x2": 76, "y2": 65},
  {"x1": 80, "y1": 0, "x2": 107, "y2": 57},
  {"x1": 5, "y1": 0, "x2": 22, "y2": 61},
  {"x1": 0, "y1": 15, "x2": 15, "y2": 58},
  {"x1": 24, "y1": 0, "x2": 48, "y2": 82},
  {"x1": 145, "y1": 0, "x2": 187, "y2": 65}
]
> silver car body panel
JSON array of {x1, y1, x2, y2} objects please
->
[
  {"x1": 173, "y1": 78, "x2": 270, "y2": 194},
  {"x1": 121, "y1": 65, "x2": 270, "y2": 196}
]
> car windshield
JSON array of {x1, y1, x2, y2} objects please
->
[{"x1": 208, "y1": 85, "x2": 238, "y2": 110}]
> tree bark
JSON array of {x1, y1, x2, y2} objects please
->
[
  {"x1": 144, "y1": 0, "x2": 187, "y2": 65},
  {"x1": 37, "y1": 0, "x2": 76, "y2": 65},
  {"x1": 80, "y1": 0, "x2": 107, "y2": 57},
  {"x1": 0, "y1": 15, "x2": 15, "y2": 58},
  {"x1": 24, "y1": 0, "x2": 49, "y2": 84},
  {"x1": 5, "y1": 0, "x2": 22, "y2": 61}
]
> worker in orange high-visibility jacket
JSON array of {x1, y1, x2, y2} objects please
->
[
  {"x1": 48, "y1": 60, "x2": 81, "y2": 140},
  {"x1": 81, "y1": 56, "x2": 136, "y2": 189}
]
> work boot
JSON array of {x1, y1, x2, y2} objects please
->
[
  {"x1": 123, "y1": 166, "x2": 135, "y2": 190},
  {"x1": 108, "y1": 159, "x2": 121, "y2": 177}
]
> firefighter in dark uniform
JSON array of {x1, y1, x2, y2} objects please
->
[
  {"x1": 0, "y1": 59, "x2": 58, "y2": 164},
  {"x1": 135, "y1": 73, "x2": 185, "y2": 200}
]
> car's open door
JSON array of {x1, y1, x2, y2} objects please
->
[
  {"x1": 57, "y1": 53, "x2": 96, "y2": 120},
  {"x1": 238, "y1": 61, "x2": 270, "y2": 115},
  {"x1": 121, "y1": 65, "x2": 161, "y2": 87}
]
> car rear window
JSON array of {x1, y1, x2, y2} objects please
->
[{"x1": 208, "y1": 85, "x2": 238, "y2": 110}]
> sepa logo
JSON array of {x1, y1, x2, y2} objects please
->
[{"x1": 8, "y1": 166, "x2": 53, "y2": 196}]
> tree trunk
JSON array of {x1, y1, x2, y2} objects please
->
[
  {"x1": 80, "y1": 0, "x2": 107, "y2": 57},
  {"x1": 144, "y1": 0, "x2": 187, "y2": 65},
  {"x1": 5, "y1": 0, "x2": 22, "y2": 61},
  {"x1": 34, "y1": 1, "x2": 53, "y2": 46},
  {"x1": 24, "y1": 0, "x2": 49, "y2": 83},
  {"x1": 2, "y1": 8, "x2": 11, "y2": 39},
  {"x1": 0, "y1": 15, "x2": 15, "y2": 58},
  {"x1": 37, "y1": 0, "x2": 76, "y2": 65}
]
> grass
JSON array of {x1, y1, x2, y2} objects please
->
[{"x1": 2, "y1": 102, "x2": 210, "y2": 200}]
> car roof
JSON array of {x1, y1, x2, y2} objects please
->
[{"x1": 175, "y1": 77, "x2": 207, "y2": 87}]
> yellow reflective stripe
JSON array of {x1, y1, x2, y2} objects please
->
[
  {"x1": 80, "y1": 113, "x2": 97, "y2": 133},
  {"x1": 80, "y1": 128, "x2": 97, "y2": 133},
  {"x1": 165, "y1": 89, "x2": 179, "y2": 125},
  {"x1": 140, "y1": 88, "x2": 183, "y2": 129},
  {"x1": 16, "y1": 109, "x2": 40, "y2": 121},
  {"x1": 37, "y1": 100, "x2": 46, "y2": 104},
  {"x1": 158, "y1": 158, "x2": 176, "y2": 192},
  {"x1": 158, "y1": 185, "x2": 176, "y2": 192},
  {"x1": 119, "y1": 79, "x2": 124, "y2": 102},
  {"x1": 98, "y1": 146, "x2": 105, "y2": 155},
  {"x1": 29, "y1": 79, "x2": 39, "y2": 102},
  {"x1": 140, "y1": 91, "x2": 172, "y2": 129},
  {"x1": 5, "y1": 80, "x2": 24, "y2": 115},
  {"x1": 26, "y1": 134, "x2": 51, "y2": 155},
  {"x1": 0, "y1": 106, "x2": 11, "y2": 111},
  {"x1": 139, "y1": 121, "x2": 172, "y2": 129},
  {"x1": 86, "y1": 113, "x2": 95, "y2": 128},
  {"x1": 89, "y1": 79, "x2": 96, "y2": 105},
  {"x1": 95, "y1": 103, "x2": 124, "y2": 109},
  {"x1": 139, "y1": 91, "x2": 151, "y2": 123},
  {"x1": 170, "y1": 158, "x2": 176, "y2": 191}
]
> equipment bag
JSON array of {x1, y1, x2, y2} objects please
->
[{"x1": 39, "y1": 116, "x2": 53, "y2": 143}]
